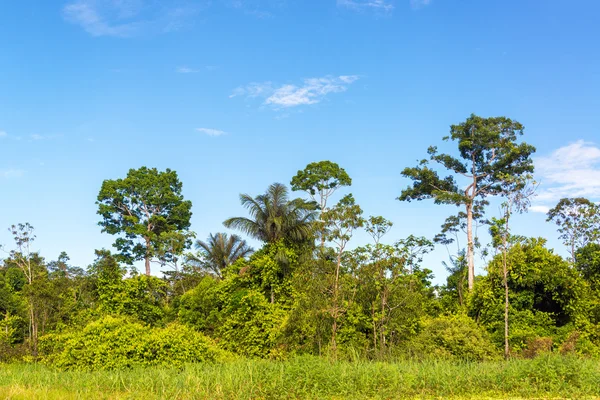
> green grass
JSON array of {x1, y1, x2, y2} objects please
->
[{"x1": 1, "y1": 355, "x2": 599, "y2": 399}]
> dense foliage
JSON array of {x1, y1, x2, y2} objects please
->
[{"x1": 2, "y1": 115, "x2": 600, "y2": 372}]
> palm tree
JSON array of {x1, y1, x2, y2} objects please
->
[
  {"x1": 192, "y1": 233, "x2": 253, "y2": 278},
  {"x1": 224, "y1": 182, "x2": 317, "y2": 245}
]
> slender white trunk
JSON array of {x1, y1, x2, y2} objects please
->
[
  {"x1": 145, "y1": 236, "x2": 152, "y2": 276},
  {"x1": 466, "y1": 202, "x2": 475, "y2": 290}
]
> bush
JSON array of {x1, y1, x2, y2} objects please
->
[
  {"x1": 406, "y1": 315, "x2": 500, "y2": 361},
  {"x1": 39, "y1": 316, "x2": 230, "y2": 370}
]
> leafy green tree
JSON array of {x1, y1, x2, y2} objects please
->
[
  {"x1": 88, "y1": 250, "x2": 166, "y2": 325},
  {"x1": 97, "y1": 167, "x2": 193, "y2": 276},
  {"x1": 224, "y1": 183, "x2": 317, "y2": 245},
  {"x1": 322, "y1": 194, "x2": 364, "y2": 354},
  {"x1": 4, "y1": 223, "x2": 45, "y2": 354},
  {"x1": 350, "y1": 235, "x2": 434, "y2": 357},
  {"x1": 575, "y1": 243, "x2": 600, "y2": 290},
  {"x1": 398, "y1": 114, "x2": 535, "y2": 290},
  {"x1": 547, "y1": 197, "x2": 600, "y2": 261},
  {"x1": 190, "y1": 233, "x2": 253, "y2": 279},
  {"x1": 178, "y1": 275, "x2": 221, "y2": 333},
  {"x1": 489, "y1": 176, "x2": 536, "y2": 359},
  {"x1": 291, "y1": 161, "x2": 352, "y2": 247},
  {"x1": 291, "y1": 161, "x2": 352, "y2": 212},
  {"x1": 439, "y1": 252, "x2": 468, "y2": 310},
  {"x1": 470, "y1": 238, "x2": 585, "y2": 351}
]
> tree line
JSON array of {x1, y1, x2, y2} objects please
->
[{"x1": 2, "y1": 114, "x2": 600, "y2": 368}]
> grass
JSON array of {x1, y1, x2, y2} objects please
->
[{"x1": 1, "y1": 354, "x2": 599, "y2": 399}]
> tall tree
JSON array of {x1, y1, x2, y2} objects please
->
[
  {"x1": 489, "y1": 176, "x2": 536, "y2": 359},
  {"x1": 398, "y1": 114, "x2": 535, "y2": 290},
  {"x1": 97, "y1": 167, "x2": 193, "y2": 276},
  {"x1": 322, "y1": 194, "x2": 364, "y2": 354},
  {"x1": 224, "y1": 183, "x2": 317, "y2": 245},
  {"x1": 3, "y1": 223, "x2": 46, "y2": 354},
  {"x1": 547, "y1": 197, "x2": 600, "y2": 261},
  {"x1": 291, "y1": 161, "x2": 352, "y2": 247},
  {"x1": 191, "y1": 233, "x2": 253, "y2": 278}
]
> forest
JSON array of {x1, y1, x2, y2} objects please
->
[{"x1": 2, "y1": 115, "x2": 600, "y2": 398}]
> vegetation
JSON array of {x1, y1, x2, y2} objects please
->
[
  {"x1": 2, "y1": 355, "x2": 600, "y2": 399},
  {"x1": 2, "y1": 114, "x2": 600, "y2": 398}
]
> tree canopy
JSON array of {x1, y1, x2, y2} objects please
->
[
  {"x1": 399, "y1": 114, "x2": 536, "y2": 290},
  {"x1": 97, "y1": 167, "x2": 192, "y2": 276}
]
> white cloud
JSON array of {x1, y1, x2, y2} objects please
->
[
  {"x1": 530, "y1": 205, "x2": 550, "y2": 214},
  {"x1": 232, "y1": 75, "x2": 360, "y2": 109},
  {"x1": 0, "y1": 169, "x2": 24, "y2": 179},
  {"x1": 62, "y1": 0, "x2": 200, "y2": 37},
  {"x1": 533, "y1": 140, "x2": 600, "y2": 207},
  {"x1": 0, "y1": 131, "x2": 7, "y2": 138},
  {"x1": 230, "y1": 82, "x2": 273, "y2": 99},
  {"x1": 337, "y1": 0, "x2": 394, "y2": 12},
  {"x1": 176, "y1": 66, "x2": 198, "y2": 73},
  {"x1": 410, "y1": 0, "x2": 431, "y2": 9},
  {"x1": 196, "y1": 128, "x2": 227, "y2": 136},
  {"x1": 29, "y1": 134, "x2": 62, "y2": 141}
]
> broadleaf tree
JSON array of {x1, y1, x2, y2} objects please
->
[
  {"x1": 398, "y1": 114, "x2": 535, "y2": 290},
  {"x1": 546, "y1": 197, "x2": 600, "y2": 261},
  {"x1": 291, "y1": 161, "x2": 352, "y2": 248},
  {"x1": 97, "y1": 167, "x2": 193, "y2": 276}
]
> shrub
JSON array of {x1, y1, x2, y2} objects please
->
[
  {"x1": 522, "y1": 337, "x2": 553, "y2": 358},
  {"x1": 39, "y1": 316, "x2": 230, "y2": 370},
  {"x1": 406, "y1": 315, "x2": 500, "y2": 361},
  {"x1": 217, "y1": 289, "x2": 286, "y2": 358}
]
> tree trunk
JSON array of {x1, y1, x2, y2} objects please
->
[
  {"x1": 331, "y1": 253, "x2": 342, "y2": 356},
  {"x1": 380, "y1": 288, "x2": 386, "y2": 356},
  {"x1": 503, "y1": 209, "x2": 511, "y2": 360},
  {"x1": 504, "y1": 257, "x2": 509, "y2": 359},
  {"x1": 145, "y1": 236, "x2": 152, "y2": 276},
  {"x1": 29, "y1": 305, "x2": 38, "y2": 356},
  {"x1": 466, "y1": 202, "x2": 475, "y2": 290},
  {"x1": 372, "y1": 304, "x2": 377, "y2": 351}
]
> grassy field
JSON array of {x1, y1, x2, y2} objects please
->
[{"x1": 1, "y1": 355, "x2": 599, "y2": 399}]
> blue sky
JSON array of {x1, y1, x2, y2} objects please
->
[{"x1": 1, "y1": 0, "x2": 599, "y2": 283}]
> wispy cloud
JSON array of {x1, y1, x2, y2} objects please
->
[
  {"x1": 0, "y1": 169, "x2": 25, "y2": 179},
  {"x1": 337, "y1": 0, "x2": 394, "y2": 12},
  {"x1": 533, "y1": 140, "x2": 600, "y2": 209},
  {"x1": 196, "y1": 128, "x2": 227, "y2": 136},
  {"x1": 62, "y1": 0, "x2": 200, "y2": 37},
  {"x1": 231, "y1": 75, "x2": 360, "y2": 109},
  {"x1": 176, "y1": 66, "x2": 198, "y2": 73},
  {"x1": 227, "y1": 0, "x2": 285, "y2": 18},
  {"x1": 29, "y1": 134, "x2": 62, "y2": 141},
  {"x1": 0, "y1": 131, "x2": 7, "y2": 138},
  {"x1": 176, "y1": 65, "x2": 217, "y2": 73},
  {"x1": 410, "y1": 0, "x2": 431, "y2": 9}
]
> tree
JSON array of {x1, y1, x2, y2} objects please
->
[
  {"x1": 470, "y1": 238, "x2": 585, "y2": 352},
  {"x1": 4, "y1": 223, "x2": 41, "y2": 354},
  {"x1": 399, "y1": 114, "x2": 536, "y2": 290},
  {"x1": 224, "y1": 183, "x2": 317, "y2": 245},
  {"x1": 575, "y1": 243, "x2": 600, "y2": 288},
  {"x1": 291, "y1": 161, "x2": 352, "y2": 247},
  {"x1": 322, "y1": 194, "x2": 364, "y2": 354},
  {"x1": 440, "y1": 252, "x2": 468, "y2": 310},
  {"x1": 489, "y1": 176, "x2": 536, "y2": 359},
  {"x1": 547, "y1": 198, "x2": 600, "y2": 261},
  {"x1": 191, "y1": 233, "x2": 253, "y2": 279},
  {"x1": 97, "y1": 167, "x2": 193, "y2": 276}
]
